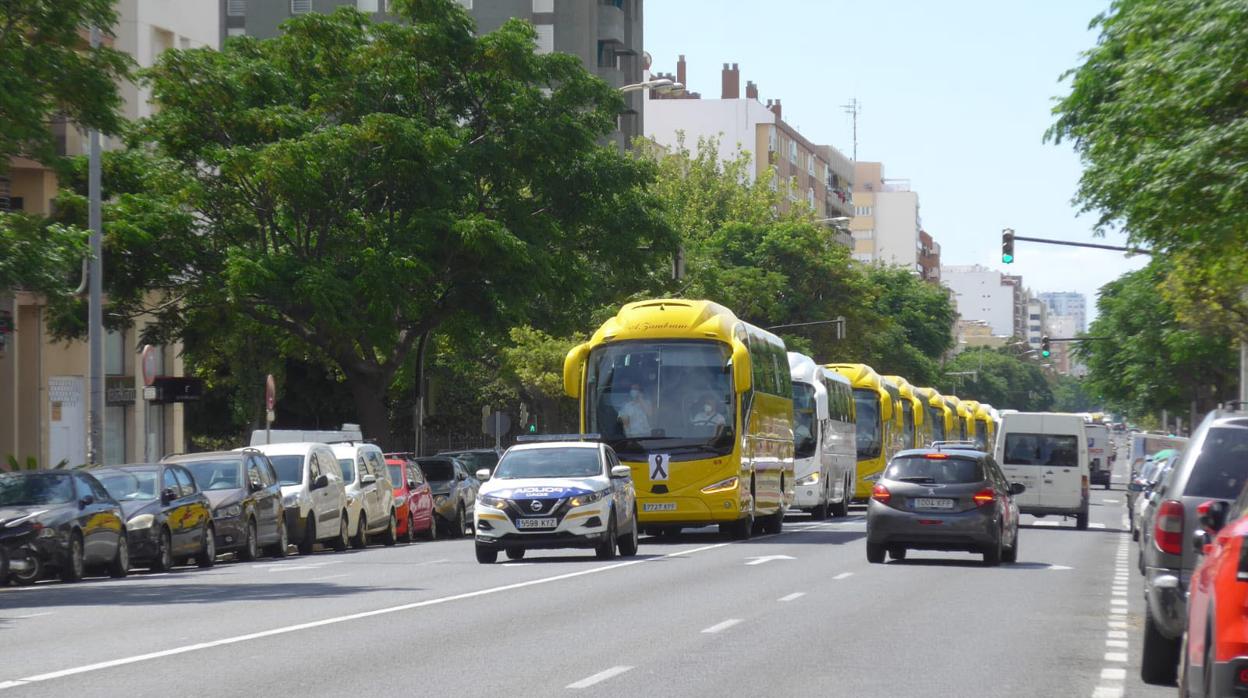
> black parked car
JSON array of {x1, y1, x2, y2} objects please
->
[
  {"x1": 0, "y1": 471, "x2": 129, "y2": 584},
  {"x1": 166, "y1": 451, "x2": 288, "y2": 560},
  {"x1": 92, "y1": 464, "x2": 215, "y2": 571}
]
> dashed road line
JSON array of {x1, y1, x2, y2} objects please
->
[
  {"x1": 566, "y1": 666, "x2": 632, "y2": 689},
  {"x1": 778, "y1": 592, "x2": 805, "y2": 602},
  {"x1": 701, "y1": 618, "x2": 743, "y2": 634},
  {"x1": 832, "y1": 572, "x2": 853, "y2": 581}
]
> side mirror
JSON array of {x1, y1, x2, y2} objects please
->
[
  {"x1": 475, "y1": 468, "x2": 491, "y2": 481},
  {"x1": 457, "y1": 472, "x2": 467, "y2": 482},
  {"x1": 161, "y1": 487, "x2": 178, "y2": 504},
  {"x1": 407, "y1": 480, "x2": 419, "y2": 490},
  {"x1": 610, "y1": 465, "x2": 631, "y2": 479},
  {"x1": 1009, "y1": 482, "x2": 1026, "y2": 496},
  {"x1": 1193, "y1": 529, "x2": 1212, "y2": 553},
  {"x1": 248, "y1": 480, "x2": 263, "y2": 493},
  {"x1": 361, "y1": 474, "x2": 377, "y2": 485},
  {"x1": 78, "y1": 494, "x2": 95, "y2": 508},
  {"x1": 563, "y1": 342, "x2": 589, "y2": 399},
  {"x1": 1197, "y1": 500, "x2": 1229, "y2": 534},
  {"x1": 312, "y1": 474, "x2": 329, "y2": 490},
  {"x1": 731, "y1": 341, "x2": 752, "y2": 393}
]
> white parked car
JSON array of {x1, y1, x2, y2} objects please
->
[
  {"x1": 330, "y1": 443, "x2": 398, "y2": 548},
  {"x1": 245, "y1": 442, "x2": 349, "y2": 554},
  {"x1": 473, "y1": 440, "x2": 638, "y2": 564}
]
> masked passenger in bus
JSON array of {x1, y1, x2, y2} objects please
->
[{"x1": 619, "y1": 383, "x2": 653, "y2": 437}]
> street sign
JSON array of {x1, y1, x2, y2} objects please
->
[
  {"x1": 140, "y1": 345, "x2": 159, "y2": 386},
  {"x1": 265, "y1": 374, "x2": 276, "y2": 410}
]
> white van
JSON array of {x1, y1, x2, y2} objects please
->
[
  {"x1": 787, "y1": 353, "x2": 857, "y2": 519},
  {"x1": 246, "y1": 442, "x2": 350, "y2": 554},
  {"x1": 993, "y1": 412, "x2": 1090, "y2": 529}
]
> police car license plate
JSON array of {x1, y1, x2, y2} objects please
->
[
  {"x1": 913, "y1": 498, "x2": 953, "y2": 510},
  {"x1": 516, "y1": 518, "x2": 557, "y2": 529},
  {"x1": 643, "y1": 502, "x2": 676, "y2": 512}
]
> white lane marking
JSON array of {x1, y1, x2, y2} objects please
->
[
  {"x1": 1107, "y1": 630, "x2": 1127, "y2": 639},
  {"x1": 1112, "y1": 590, "x2": 1126, "y2": 597},
  {"x1": 267, "y1": 565, "x2": 324, "y2": 572},
  {"x1": 1091, "y1": 523, "x2": 1107, "y2": 529},
  {"x1": 1092, "y1": 687, "x2": 1124, "y2": 698},
  {"x1": 1103, "y1": 499, "x2": 1120, "y2": 504},
  {"x1": 0, "y1": 541, "x2": 731, "y2": 690},
  {"x1": 566, "y1": 666, "x2": 632, "y2": 689},
  {"x1": 1108, "y1": 621, "x2": 1127, "y2": 629},
  {"x1": 701, "y1": 618, "x2": 743, "y2": 634},
  {"x1": 10, "y1": 613, "x2": 54, "y2": 619},
  {"x1": 501, "y1": 563, "x2": 535, "y2": 567},
  {"x1": 745, "y1": 555, "x2": 795, "y2": 566},
  {"x1": 1104, "y1": 652, "x2": 1128, "y2": 662},
  {"x1": 832, "y1": 572, "x2": 853, "y2": 581},
  {"x1": 1031, "y1": 520, "x2": 1059, "y2": 526},
  {"x1": 307, "y1": 574, "x2": 348, "y2": 582},
  {"x1": 1110, "y1": 598, "x2": 1128, "y2": 606},
  {"x1": 1106, "y1": 639, "x2": 1128, "y2": 649},
  {"x1": 778, "y1": 592, "x2": 805, "y2": 602},
  {"x1": 411, "y1": 558, "x2": 449, "y2": 567},
  {"x1": 1100, "y1": 667, "x2": 1126, "y2": 680}
]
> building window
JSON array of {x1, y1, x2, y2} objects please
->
[
  {"x1": 290, "y1": 0, "x2": 312, "y2": 14},
  {"x1": 807, "y1": 188, "x2": 815, "y2": 207},
  {"x1": 535, "y1": 24, "x2": 554, "y2": 54},
  {"x1": 788, "y1": 141, "x2": 797, "y2": 165},
  {"x1": 596, "y1": 40, "x2": 616, "y2": 68},
  {"x1": 105, "y1": 330, "x2": 125, "y2": 376},
  {"x1": 767, "y1": 126, "x2": 777, "y2": 153},
  {"x1": 227, "y1": 0, "x2": 246, "y2": 16},
  {"x1": 807, "y1": 157, "x2": 815, "y2": 177},
  {"x1": 227, "y1": 27, "x2": 246, "y2": 37},
  {"x1": 358, "y1": 0, "x2": 379, "y2": 11},
  {"x1": 532, "y1": 0, "x2": 552, "y2": 10}
]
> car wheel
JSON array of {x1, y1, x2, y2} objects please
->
[
  {"x1": 866, "y1": 542, "x2": 886, "y2": 564},
  {"x1": 108, "y1": 535, "x2": 129, "y2": 579},
  {"x1": 475, "y1": 543, "x2": 498, "y2": 564},
  {"x1": 505, "y1": 547, "x2": 525, "y2": 561},
  {"x1": 403, "y1": 512, "x2": 415, "y2": 544},
  {"x1": 351, "y1": 514, "x2": 368, "y2": 550},
  {"x1": 267, "y1": 519, "x2": 290, "y2": 559},
  {"x1": 8, "y1": 553, "x2": 41, "y2": 586},
  {"x1": 617, "y1": 507, "x2": 640, "y2": 558},
  {"x1": 239, "y1": 518, "x2": 259, "y2": 561},
  {"x1": 1141, "y1": 604, "x2": 1180, "y2": 684},
  {"x1": 453, "y1": 506, "x2": 466, "y2": 539},
  {"x1": 382, "y1": 511, "x2": 397, "y2": 547},
  {"x1": 1076, "y1": 510, "x2": 1089, "y2": 530},
  {"x1": 831, "y1": 479, "x2": 850, "y2": 518},
  {"x1": 982, "y1": 534, "x2": 1003, "y2": 566},
  {"x1": 888, "y1": 546, "x2": 907, "y2": 561},
  {"x1": 331, "y1": 512, "x2": 350, "y2": 551},
  {"x1": 420, "y1": 513, "x2": 436, "y2": 541},
  {"x1": 596, "y1": 514, "x2": 618, "y2": 560},
  {"x1": 1002, "y1": 527, "x2": 1019, "y2": 563},
  {"x1": 61, "y1": 533, "x2": 85, "y2": 582},
  {"x1": 197, "y1": 524, "x2": 217, "y2": 568},
  {"x1": 152, "y1": 527, "x2": 174, "y2": 572},
  {"x1": 298, "y1": 518, "x2": 316, "y2": 555}
]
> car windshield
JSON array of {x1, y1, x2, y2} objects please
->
[
  {"x1": 268, "y1": 455, "x2": 305, "y2": 486},
  {"x1": 928, "y1": 405, "x2": 947, "y2": 443},
  {"x1": 443, "y1": 452, "x2": 498, "y2": 473},
  {"x1": 181, "y1": 460, "x2": 243, "y2": 491},
  {"x1": 418, "y1": 460, "x2": 454, "y2": 483},
  {"x1": 1002, "y1": 433, "x2": 1079, "y2": 467},
  {"x1": 792, "y1": 382, "x2": 817, "y2": 459},
  {"x1": 338, "y1": 458, "x2": 356, "y2": 484},
  {"x1": 885, "y1": 456, "x2": 982, "y2": 484},
  {"x1": 585, "y1": 340, "x2": 735, "y2": 460},
  {"x1": 853, "y1": 389, "x2": 882, "y2": 459},
  {"x1": 96, "y1": 470, "x2": 160, "y2": 501},
  {"x1": 493, "y1": 448, "x2": 603, "y2": 479},
  {"x1": 388, "y1": 465, "x2": 403, "y2": 485},
  {"x1": 0, "y1": 473, "x2": 75, "y2": 506},
  {"x1": 1183, "y1": 425, "x2": 1248, "y2": 500}
]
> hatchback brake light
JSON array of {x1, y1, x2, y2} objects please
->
[
  {"x1": 871, "y1": 484, "x2": 891, "y2": 505},
  {"x1": 924, "y1": 453, "x2": 949, "y2": 460},
  {"x1": 973, "y1": 488, "x2": 995, "y2": 507},
  {"x1": 1154, "y1": 500, "x2": 1185, "y2": 556}
]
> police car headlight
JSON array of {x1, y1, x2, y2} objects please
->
[
  {"x1": 796, "y1": 472, "x2": 820, "y2": 486},
  {"x1": 568, "y1": 491, "x2": 606, "y2": 508},
  {"x1": 127, "y1": 514, "x2": 156, "y2": 531},
  {"x1": 478, "y1": 494, "x2": 508, "y2": 509}
]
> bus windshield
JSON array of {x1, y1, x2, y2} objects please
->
[
  {"x1": 792, "y1": 382, "x2": 817, "y2": 459},
  {"x1": 585, "y1": 340, "x2": 735, "y2": 460},
  {"x1": 928, "y1": 406, "x2": 946, "y2": 443},
  {"x1": 901, "y1": 401, "x2": 914, "y2": 449},
  {"x1": 853, "y1": 389, "x2": 882, "y2": 459}
]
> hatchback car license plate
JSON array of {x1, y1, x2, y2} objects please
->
[
  {"x1": 643, "y1": 502, "x2": 676, "y2": 512},
  {"x1": 913, "y1": 498, "x2": 954, "y2": 510},
  {"x1": 516, "y1": 517, "x2": 557, "y2": 529}
]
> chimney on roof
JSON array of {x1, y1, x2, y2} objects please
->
[
  {"x1": 721, "y1": 62, "x2": 740, "y2": 99},
  {"x1": 676, "y1": 54, "x2": 686, "y2": 89},
  {"x1": 745, "y1": 80, "x2": 758, "y2": 100},
  {"x1": 769, "y1": 98, "x2": 782, "y2": 120}
]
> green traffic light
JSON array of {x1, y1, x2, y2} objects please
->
[
  {"x1": 1002, "y1": 253, "x2": 1014, "y2": 264},
  {"x1": 1041, "y1": 350, "x2": 1051, "y2": 358}
]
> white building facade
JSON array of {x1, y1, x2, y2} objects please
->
[
  {"x1": 941, "y1": 265, "x2": 1016, "y2": 337},
  {"x1": 1038, "y1": 291, "x2": 1087, "y2": 334}
]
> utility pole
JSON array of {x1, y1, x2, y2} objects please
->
[
  {"x1": 86, "y1": 26, "x2": 104, "y2": 467},
  {"x1": 841, "y1": 98, "x2": 860, "y2": 161}
]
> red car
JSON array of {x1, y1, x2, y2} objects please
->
[
  {"x1": 1183, "y1": 493, "x2": 1248, "y2": 697},
  {"x1": 385, "y1": 457, "x2": 435, "y2": 542}
]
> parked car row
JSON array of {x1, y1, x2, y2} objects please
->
[{"x1": 0, "y1": 441, "x2": 490, "y2": 586}]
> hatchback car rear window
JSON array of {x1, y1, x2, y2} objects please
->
[
  {"x1": 268, "y1": 455, "x2": 305, "y2": 486},
  {"x1": 885, "y1": 456, "x2": 982, "y2": 484},
  {"x1": 1003, "y1": 433, "x2": 1079, "y2": 467},
  {"x1": 1182, "y1": 426, "x2": 1248, "y2": 500}
]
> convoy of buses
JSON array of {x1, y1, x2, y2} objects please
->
[{"x1": 562, "y1": 299, "x2": 1003, "y2": 539}]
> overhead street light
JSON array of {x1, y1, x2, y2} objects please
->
[{"x1": 619, "y1": 78, "x2": 685, "y2": 94}]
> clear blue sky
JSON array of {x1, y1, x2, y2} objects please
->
[{"x1": 645, "y1": 0, "x2": 1146, "y2": 322}]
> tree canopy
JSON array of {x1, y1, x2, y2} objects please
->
[{"x1": 938, "y1": 347, "x2": 1054, "y2": 412}]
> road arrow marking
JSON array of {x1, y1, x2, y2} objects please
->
[{"x1": 745, "y1": 555, "x2": 795, "y2": 566}]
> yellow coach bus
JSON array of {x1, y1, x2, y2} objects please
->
[
  {"x1": 973, "y1": 403, "x2": 998, "y2": 452},
  {"x1": 563, "y1": 299, "x2": 794, "y2": 540},
  {"x1": 945, "y1": 395, "x2": 971, "y2": 441},
  {"x1": 915, "y1": 386, "x2": 954, "y2": 445},
  {"x1": 883, "y1": 375, "x2": 929, "y2": 450},
  {"x1": 962, "y1": 399, "x2": 984, "y2": 448},
  {"x1": 826, "y1": 363, "x2": 902, "y2": 498}
]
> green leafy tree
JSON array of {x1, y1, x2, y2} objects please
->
[
  {"x1": 938, "y1": 347, "x2": 1054, "y2": 411},
  {"x1": 120, "y1": 2, "x2": 672, "y2": 445},
  {"x1": 1048, "y1": 0, "x2": 1248, "y2": 340},
  {"x1": 1079, "y1": 261, "x2": 1237, "y2": 420},
  {"x1": 1052, "y1": 375, "x2": 1100, "y2": 413}
]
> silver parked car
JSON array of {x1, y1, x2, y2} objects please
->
[{"x1": 416, "y1": 457, "x2": 478, "y2": 538}]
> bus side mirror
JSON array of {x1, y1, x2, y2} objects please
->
[
  {"x1": 731, "y1": 341, "x2": 751, "y2": 393},
  {"x1": 563, "y1": 342, "x2": 589, "y2": 399}
]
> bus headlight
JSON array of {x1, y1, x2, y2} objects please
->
[
  {"x1": 796, "y1": 472, "x2": 820, "y2": 486},
  {"x1": 701, "y1": 477, "x2": 739, "y2": 494}
]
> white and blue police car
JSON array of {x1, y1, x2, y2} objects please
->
[{"x1": 473, "y1": 436, "x2": 639, "y2": 564}]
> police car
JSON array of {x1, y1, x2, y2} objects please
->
[{"x1": 473, "y1": 437, "x2": 639, "y2": 564}]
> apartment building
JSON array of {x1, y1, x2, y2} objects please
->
[
  {"x1": 222, "y1": 0, "x2": 645, "y2": 149},
  {"x1": 1038, "y1": 291, "x2": 1087, "y2": 334},
  {"x1": 941, "y1": 265, "x2": 1016, "y2": 337},
  {"x1": 850, "y1": 161, "x2": 940, "y2": 278},
  {"x1": 644, "y1": 57, "x2": 854, "y2": 245},
  {"x1": 0, "y1": 1, "x2": 212, "y2": 467}
]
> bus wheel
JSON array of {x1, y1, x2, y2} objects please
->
[
  {"x1": 810, "y1": 499, "x2": 829, "y2": 520},
  {"x1": 728, "y1": 513, "x2": 753, "y2": 540},
  {"x1": 763, "y1": 507, "x2": 784, "y2": 535}
]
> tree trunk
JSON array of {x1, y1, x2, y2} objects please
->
[{"x1": 345, "y1": 367, "x2": 393, "y2": 451}]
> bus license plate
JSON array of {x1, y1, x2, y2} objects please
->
[
  {"x1": 643, "y1": 502, "x2": 676, "y2": 512},
  {"x1": 516, "y1": 518, "x2": 557, "y2": 529},
  {"x1": 913, "y1": 498, "x2": 953, "y2": 510}
]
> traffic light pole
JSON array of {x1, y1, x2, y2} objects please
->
[{"x1": 1008, "y1": 235, "x2": 1151, "y2": 255}]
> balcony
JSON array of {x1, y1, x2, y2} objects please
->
[{"x1": 597, "y1": 2, "x2": 625, "y2": 47}]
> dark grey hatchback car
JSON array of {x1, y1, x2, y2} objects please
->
[{"x1": 866, "y1": 447, "x2": 1025, "y2": 566}]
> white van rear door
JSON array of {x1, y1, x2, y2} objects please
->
[
  {"x1": 999, "y1": 423, "x2": 1045, "y2": 508},
  {"x1": 1045, "y1": 423, "x2": 1085, "y2": 511}
]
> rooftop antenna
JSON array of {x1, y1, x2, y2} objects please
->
[{"x1": 841, "y1": 98, "x2": 861, "y2": 161}]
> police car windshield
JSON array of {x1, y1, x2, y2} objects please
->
[{"x1": 493, "y1": 448, "x2": 602, "y2": 479}]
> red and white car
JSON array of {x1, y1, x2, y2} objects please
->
[{"x1": 386, "y1": 457, "x2": 435, "y2": 542}]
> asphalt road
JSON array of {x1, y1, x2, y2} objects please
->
[{"x1": 0, "y1": 447, "x2": 1172, "y2": 697}]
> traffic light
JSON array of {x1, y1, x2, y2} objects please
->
[
  {"x1": 1002, "y1": 229, "x2": 1015, "y2": 264},
  {"x1": 1040, "y1": 336, "x2": 1051, "y2": 358}
]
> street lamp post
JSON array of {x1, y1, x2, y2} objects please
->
[{"x1": 618, "y1": 78, "x2": 684, "y2": 94}]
